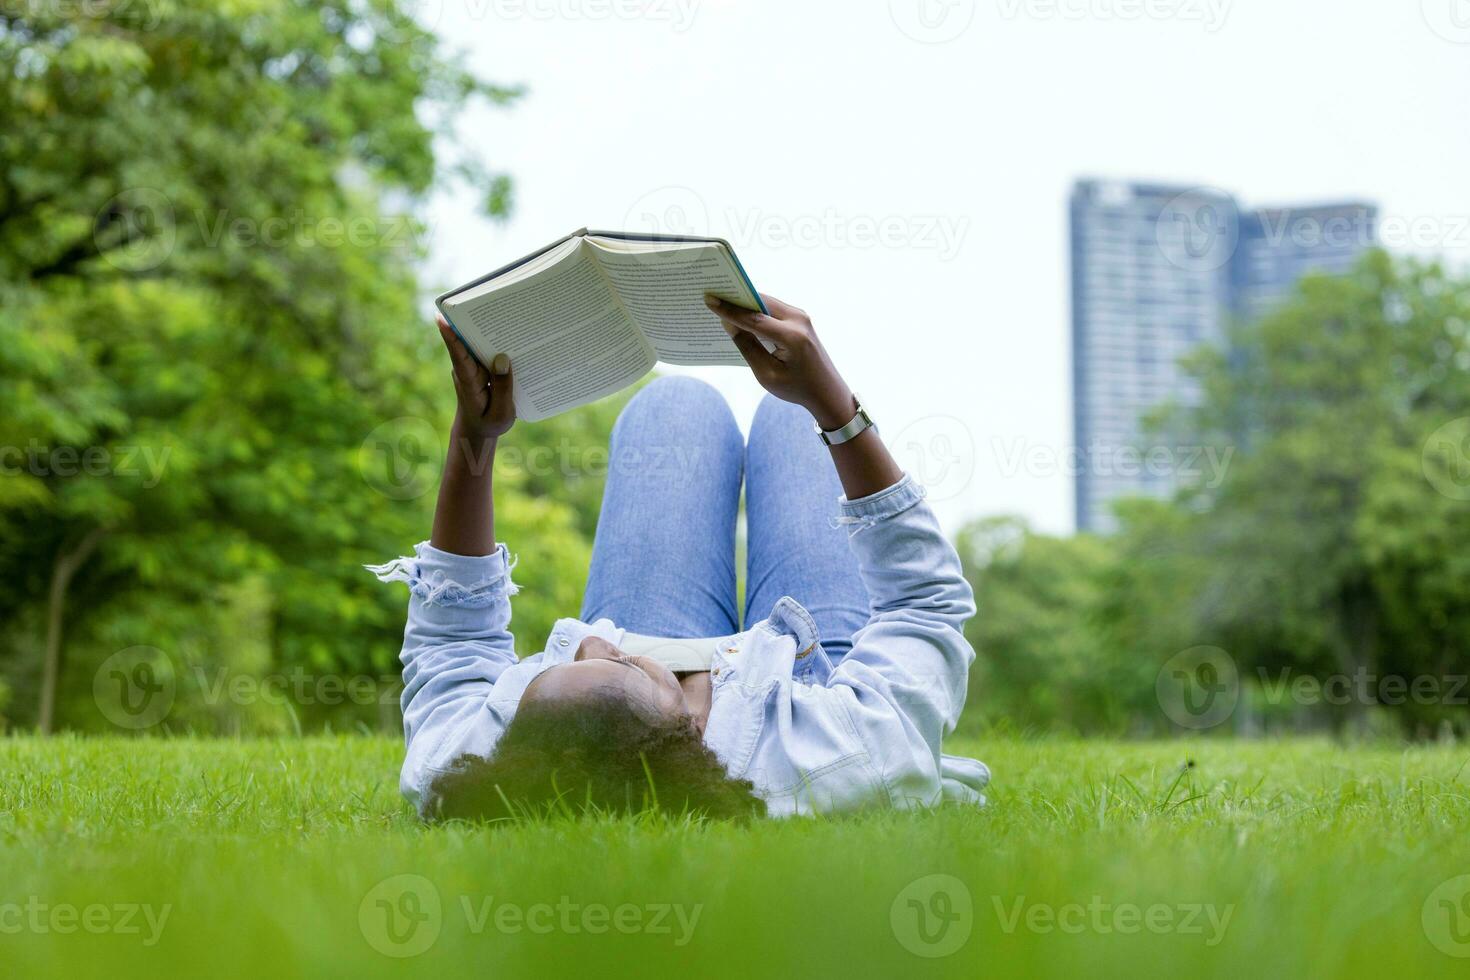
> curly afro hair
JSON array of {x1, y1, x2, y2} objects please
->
[{"x1": 426, "y1": 691, "x2": 766, "y2": 823}]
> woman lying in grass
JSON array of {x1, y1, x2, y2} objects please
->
[{"x1": 371, "y1": 293, "x2": 988, "y2": 820}]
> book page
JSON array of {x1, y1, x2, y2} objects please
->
[
  {"x1": 441, "y1": 242, "x2": 654, "y2": 422},
  {"x1": 587, "y1": 241, "x2": 759, "y2": 367}
]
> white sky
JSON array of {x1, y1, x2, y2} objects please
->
[{"x1": 419, "y1": 0, "x2": 1470, "y2": 533}]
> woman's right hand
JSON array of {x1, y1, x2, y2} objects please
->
[
  {"x1": 437, "y1": 315, "x2": 516, "y2": 444},
  {"x1": 703, "y1": 293, "x2": 857, "y2": 431},
  {"x1": 430, "y1": 317, "x2": 514, "y2": 557}
]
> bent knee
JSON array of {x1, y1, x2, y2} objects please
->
[
  {"x1": 636, "y1": 374, "x2": 724, "y2": 407},
  {"x1": 750, "y1": 392, "x2": 811, "y2": 438},
  {"x1": 619, "y1": 375, "x2": 735, "y2": 431}
]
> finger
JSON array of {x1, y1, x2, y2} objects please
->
[
  {"x1": 487, "y1": 356, "x2": 516, "y2": 427},
  {"x1": 757, "y1": 293, "x2": 805, "y2": 320},
  {"x1": 438, "y1": 319, "x2": 489, "y2": 388},
  {"x1": 436, "y1": 318, "x2": 470, "y2": 367},
  {"x1": 703, "y1": 295, "x2": 798, "y2": 344},
  {"x1": 727, "y1": 325, "x2": 783, "y2": 376},
  {"x1": 435, "y1": 323, "x2": 470, "y2": 396},
  {"x1": 703, "y1": 293, "x2": 776, "y2": 329}
]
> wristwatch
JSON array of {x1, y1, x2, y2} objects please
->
[{"x1": 814, "y1": 394, "x2": 875, "y2": 446}]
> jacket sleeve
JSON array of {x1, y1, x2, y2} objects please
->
[
  {"x1": 824, "y1": 475, "x2": 977, "y2": 808},
  {"x1": 368, "y1": 541, "x2": 520, "y2": 810}
]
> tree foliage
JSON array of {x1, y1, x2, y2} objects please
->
[
  {"x1": 0, "y1": 0, "x2": 618, "y2": 733},
  {"x1": 960, "y1": 253, "x2": 1470, "y2": 738},
  {"x1": 1178, "y1": 252, "x2": 1470, "y2": 733}
]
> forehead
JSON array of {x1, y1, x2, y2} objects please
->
[{"x1": 525, "y1": 659, "x2": 644, "y2": 701}]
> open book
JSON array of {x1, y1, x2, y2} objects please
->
[{"x1": 436, "y1": 229, "x2": 766, "y2": 422}]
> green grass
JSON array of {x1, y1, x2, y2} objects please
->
[{"x1": 4, "y1": 735, "x2": 1470, "y2": 978}]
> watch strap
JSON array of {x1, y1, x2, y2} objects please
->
[{"x1": 814, "y1": 396, "x2": 874, "y2": 446}]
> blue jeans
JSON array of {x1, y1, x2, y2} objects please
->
[{"x1": 580, "y1": 376, "x2": 870, "y2": 661}]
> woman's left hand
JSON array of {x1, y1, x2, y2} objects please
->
[
  {"x1": 703, "y1": 293, "x2": 856, "y2": 430},
  {"x1": 438, "y1": 316, "x2": 516, "y2": 443},
  {"x1": 705, "y1": 293, "x2": 901, "y2": 498}
]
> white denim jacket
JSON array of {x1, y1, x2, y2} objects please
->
[{"x1": 372, "y1": 474, "x2": 989, "y2": 817}]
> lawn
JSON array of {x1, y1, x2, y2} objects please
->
[{"x1": 3, "y1": 735, "x2": 1469, "y2": 978}]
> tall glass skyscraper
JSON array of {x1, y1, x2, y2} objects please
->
[{"x1": 1070, "y1": 180, "x2": 1377, "y2": 533}]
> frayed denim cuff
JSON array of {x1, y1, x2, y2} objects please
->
[
  {"x1": 366, "y1": 542, "x2": 518, "y2": 608},
  {"x1": 833, "y1": 473, "x2": 927, "y2": 530}
]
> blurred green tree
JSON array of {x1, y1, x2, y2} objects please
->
[
  {"x1": 956, "y1": 517, "x2": 1126, "y2": 734},
  {"x1": 958, "y1": 253, "x2": 1470, "y2": 738},
  {"x1": 0, "y1": 1, "x2": 616, "y2": 733},
  {"x1": 1170, "y1": 252, "x2": 1470, "y2": 734}
]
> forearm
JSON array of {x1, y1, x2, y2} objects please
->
[{"x1": 429, "y1": 416, "x2": 498, "y2": 557}]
